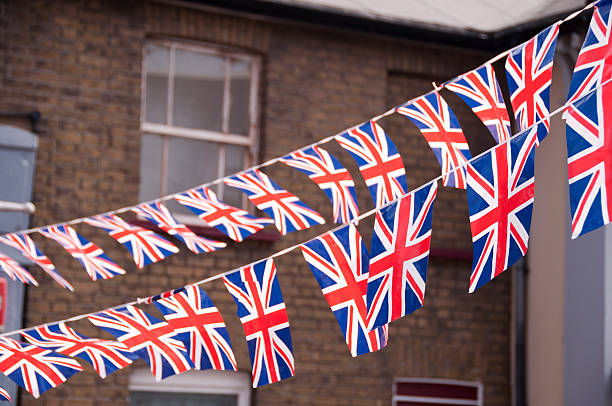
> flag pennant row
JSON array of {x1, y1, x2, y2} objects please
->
[
  {"x1": 336, "y1": 120, "x2": 407, "y2": 207},
  {"x1": 225, "y1": 169, "x2": 325, "y2": 235},
  {"x1": 84, "y1": 214, "x2": 178, "y2": 269},
  {"x1": 396, "y1": 92, "x2": 472, "y2": 189},
  {"x1": 0, "y1": 250, "x2": 38, "y2": 285},
  {"x1": 280, "y1": 146, "x2": 359, "y2": 223},
  {"x1": 366, "y1": 181, "x2": 437, "y2": 331},
  {"x1": 3, "y1": 10, "x2": 612, "y2": 396},
  {"x1": 0, "y1": 233, "x2": 73, "y2": 291},
  {"x1": 39, "y1": 225, "x2": 126, "y2": 281},
  {"x1": 154, "y1": 285, "x2": 237, "y2": 371},
  {"x1": 21, "y1": 322, "x2": 136, "y2": 379},
  {"x1": 0, "y1": 336, "x2": 82, "y2": 398},
  {"x1": 446, "y1": 63, "x2": 512, "y2": 144},
  {"x1": 505, "y1": 23, "x2": 559, "y2": 135},
  {"x1": 132, "y1": 202, "x2": 226, "y2": 254},
  {"x1": 300, "y1": 224, "x2": 388, "y2": 357},
  {"x1": 175, "y1": 187, "x2": 273, "y2": 242},
  {"x1": 466, "y1": 123, "x2": 543, "y2": 293},
  {"x1": 88, "y1": 305, "x2": 193, "y2": 381},
  {"x1": 223, "y1": 258, "x2": 294, "y2": 387},
  {"x1": 0, "y1": 387, "x2": 10, "y2": 402},
  {"x1": 567, "y1": 0, "x2": 612, "y2": 105},
  {"x1": 564, "y1": 83, "x2": 612, "y2": 237}
]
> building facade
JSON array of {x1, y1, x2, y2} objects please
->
[{"x1": 0, "y1": 0, "x2": 555, "y2": 404}]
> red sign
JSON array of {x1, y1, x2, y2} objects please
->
[{"x1": 0, "y1": 278, "x2": 7, "y2": 329}]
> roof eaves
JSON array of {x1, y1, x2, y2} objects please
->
[{"x1": 182, "y1": 0, "x2": 589, "y2": 51}]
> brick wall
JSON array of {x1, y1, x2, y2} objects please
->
[{"x1": 0, "y1": 1, "x2": 511, "y2": 404}]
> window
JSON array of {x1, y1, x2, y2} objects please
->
[
  {"x1": 393, "y1": 378, "x2": 483, "y2": 406},
  {"x1": 140, "y1": 40, "x2": 260, "y2": 212},
  {"x1": 129, "y1": 368, "x2": 251, "y2": 406}
]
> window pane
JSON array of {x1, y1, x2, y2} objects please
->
[
  {"x1": 222, "y1": 144, "x2": 247, "y2": 208},
  {"x1": 173, "y1": 49, "x2": 225, "y2": 131},
  {"x1": 166, "y1": 137, "x2": 219, "y2": 195},
  {"x1": 130, "y1": 391, "x2": 237, "y2": 406},
  {"x1": 139, "y1": 133, "x2": 163, "y2": 201},
  {"x1": 145, "y1": 44, "x2": 169, "y2": 124},
  {"x1": 229, "y1": 60, "x2": 251, "y2": 135}
]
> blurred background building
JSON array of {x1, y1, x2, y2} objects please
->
[{"x1": 0, "y1": 0, "x2": 607, "y2": 405}]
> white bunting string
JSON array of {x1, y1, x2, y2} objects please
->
[
  {"x1": 2, "y1": 0, "x2": 596, "y2": 239},
  {"x1": 2, "y1": 69, "x2": 610, "y2": 339}
]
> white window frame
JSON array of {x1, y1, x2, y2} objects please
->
[
  {"x1": 129, "y1": 368, "x2": 251, "y2": 406},
  {"x1": 140, "y1": 38, "x2": 260, "y2": 207},
  {"x1": 393, "y1": 377, "x2": 483, "y2": 406}
]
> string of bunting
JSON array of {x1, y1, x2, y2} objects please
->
[
  {"x1": 0, "y1": 0, "x2": 595, "y2": 292},
  {"x1": 0, "y1": 0, "x2": 610, "y2": 398}
]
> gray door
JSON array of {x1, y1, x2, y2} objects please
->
[{"x1": 0, "y1": 125, "x2": 38, "y2": 404}]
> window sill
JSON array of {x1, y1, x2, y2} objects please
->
[{"x1": 130, "y1": 219, "x2": 280, "y2": 243}]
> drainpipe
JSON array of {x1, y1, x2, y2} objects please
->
[{"x1": 514, "y1": 257, "x2": 527, "y2": 406}]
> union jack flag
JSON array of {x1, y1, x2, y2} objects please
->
[
  {"x1": 21, "y1": 322, "x2": 136, "y2": 379},
  {"x1": 280, "y1": 146, "x2": 359, "y2": 223},
  {"x1": 300, "y1": 224, "x2": 388, "y2": 357},
  {"x1": 222, "y1": 259, "x2": 294, "y2": 387},
  {"x1": 396, "y1": 92, "x2": 472, "y2": 189},
  {"x1": 225, "y1": 169, "x2": 325, "y2": 235},
  {"x1": 175, "y1": 187, "x2": 273, "y2": 242},
  {"x1": 336, "y1": 120, "x2": 407, "y2": 207},
  {"x1": 84, "y1": 214, "x2": 178, "y2": 269},
  {"x1": 506, "y1": 23, "x2": 559, "y2": 134},
  {"x1": 0, "y1": 386, "x2": 10, "y2": 402},
  {"x1": 39, "y1": 224, "x2": 125, "y2": 281},
  {"x1": 446, "y1": 64, "x2": 512, "y2": 144},
  {"x1": 0, "y1": 233, "x2": 73, "y2": 291},
  {"x1": 466, "y1": 124, "x2": 544, "y2": 292},
  {"x1": 566, "y1": 0, "x2": 612, "y2": 105},
  {"x1": 564, "y1": 82, "x2": 612, "y2": 237},
  {"x1": 154, "y1": 285, "x2": 237, "y2": 371},
  {"x1": 88, "y1": 305, "x2": 194, "y2": 381},
  {"x1": 366, "y1": 181, "x2": 437, "y2": 331},
  {"x1": 0, "y1": 336, "x2": 82, "y2": 398},
  {"x1": 132, "y1": 202, "x2": 226, "y2": 254},
  {"x1": 0, "y1": 250, "x2": 38, "y2": 285}
]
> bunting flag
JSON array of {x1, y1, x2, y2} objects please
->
[
  {"x1": 0, "y1": 250, "x2": 38, "y2": 286},
  {"x1": 222, "y1": 259, "x2": 294, "y2": 387},
  {"x1": 39, "y1": 225, "x2": 126, "y2": 281},
  {"x1": 225, "y1": 169, "x2": 325, "y2": 235},
  {"x1": 466, "y1": 124, "x2": 543, "y2": 292},
  {"x1": 336, "y1": 120, "x2": 407, "y2": 207},
  {"x1": 0, "y1": 336, "x2": 82, "y2": 398},
  {"x1": 300, "y1": 224, "x2": 388, "y2": 357},
  {"x1": 396, "y1": 92, "x2": 472, "y2": 189},
  {"x1": 88, "y1": 305, "x2": 193, "y2": 381},
  {"x1": 132, "y1": 202, "x2": 226, "y2": 254},
  {"x1": 0, "y1": 233, "x2": 73, "y2": 291},
  {"x1": 446, "y1": 63, "x2": 512, "y2": 144},
  {"x1": 563, "y1": 0, "x2": 612, "y2": 237},
  {"x1": 154, "y1": 285, "x2": 237, "y2": 371},
  {"x1": 566, "y1": 0, "x2": 612, "y2": 105},
  {"x1": 564, "y1": 83, "x2": 612, "y2": 237},
  {"x1": 84, "y1": 214, "x2": 178, "y2": 269},
  {"x1": 0, "y1": 387, "x2": 10, "y2": 402},
  {"x1": 21, "y1": 322, "x2": 136, "y2": 379},
  {"x1": 175, "y1": 187, "x2": 273, "y2": 242},
  {"x1": 366, "y1": 181, "x2": 437, "y2": 330},
  {"x1": 505, "y1": 23, "x2": 559, "y2": 134},
  {"x1": 280, "y1": 146, "x2": 359, "y2": 223}
]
